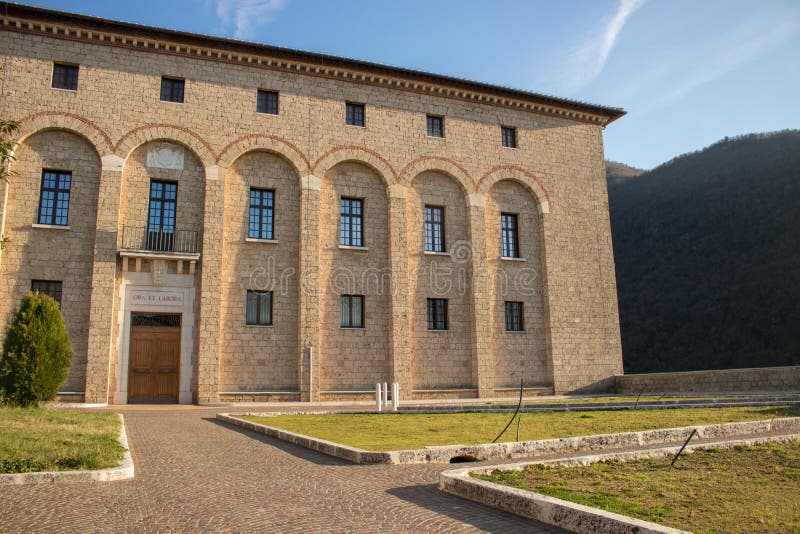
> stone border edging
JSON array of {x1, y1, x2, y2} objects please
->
[
  {"x1": 217, "y1": 412, "x2": 800, "y2": 465},
  {"x1": 0, "y1": 413, "x2": 134, "y2": 485},
  {"x1": 439, "y1": 432, "x2": 800, "y2": 534}
]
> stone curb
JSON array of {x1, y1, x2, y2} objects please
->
[
  {"x1": 217, "y1": 412, "x2": 800, "y2": 465},
  {"x1": 0, "y1": 413, "x2": 134, "y2": 485},
  {"x1": 439, "y1": 432, "x2": 800, "y2": 534}
]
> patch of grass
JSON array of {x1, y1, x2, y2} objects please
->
[
  {"x1": 0, "y1": 408, "x2": 123, "y2": 474},
  {"x1": 477, "y1": 440, "x2": 800, "y2": 534},
  {"x1": 489, "y1": 395, "x2": 738, "y2": 406},
  {"x1": 242, "y1": 405, "x2": 800, "y2": 451}
]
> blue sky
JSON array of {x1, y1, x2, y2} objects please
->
[{"x1": 18, "y1": 0, "x2": 800, "y2": 169}]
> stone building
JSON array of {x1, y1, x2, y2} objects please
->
[{"x1": 0, "y1": 4, "x2": 625, "y2": 404}]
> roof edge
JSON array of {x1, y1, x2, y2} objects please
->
[{"x1": 2, "y1": 2, "x2": 626, "y2": 125}]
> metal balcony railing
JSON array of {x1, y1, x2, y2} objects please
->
[{"x1": 120, "y1": 226, "x2": 200, "y2": 255}]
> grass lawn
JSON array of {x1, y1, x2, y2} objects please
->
[
  {"x1": 0, "y1": 408, "x2": 124, "y2": 474},
  {"x1": 477, "y1": 440, "x2": 800, "y2": 534},
  {"x1": 242, "y1": 405, "x2": 800, "y2": 450}
]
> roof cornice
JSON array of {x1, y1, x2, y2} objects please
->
[{"x1": 0, "y1": 3, "x2": 626, "y2": 126}]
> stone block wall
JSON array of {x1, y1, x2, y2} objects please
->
[
  {"x1": 0, "y1": 7, "x2": 624, "y2": 402},
  {"x1": 616, "y1": 366, "x2": 800, "y2": 394}
]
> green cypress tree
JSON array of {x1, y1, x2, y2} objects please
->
[{"x1": 0, "y1": 292, "x2": 72, "y2": 406}]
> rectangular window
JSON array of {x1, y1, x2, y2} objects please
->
[
  {"x1": 340, "y1": 197, "x2": 364, "y2": 247},
  {"x1": 502, "y1": 126, "x2": 517, "y2": 148},
  {"x1": 31, "y1": 280, "x2": 63, "y2": 306},
  {"x1": 147, "y1": 180, "x2": 178, "y2": 251},
  {"x1": 341, "y1": 295, "x2": 364, "y2": 328},
  {"x1": 160, "y1": 77, "x2": 185, "y2": 103},
  {"x1": 426, "y1": 115, "x2": 444, "y2": 138},
  {"x1": 248, "y1": 188, "x2": 275, "y2": 240},
  {"x1": 345, "y1": 102, "x2": 365, "y2": 126},
  {"x1": 505, "y1": 301, "x2": 524, "y2": 331},
  {"x1": 424, "y1": 205, "x2": 445, "y2": 252},
  {"x1": 37, "y1": 170, "x2": 71, "y2": 226},
  {"x1": 257, "y1": 90, "x2": 279, "y2": 114},
  {"x1": 52, "y1": 63, "x2": 78, "y2": 90},
  {"x1": 246, "y1": 290, "x2": 272, "y2": 326},
  {"x1": 427, "y1": 298, "x2": 448, "y2": 330},
  {"x1": 501, "y1": 213, "x2": 519, "y2": 258}
]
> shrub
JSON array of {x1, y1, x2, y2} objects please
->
[{"x1": 0, "y1": 292, "x2": 72, "y2": 407}]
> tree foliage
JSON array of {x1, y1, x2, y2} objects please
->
[
  {"x1": 0, "y1": 292, "x2": 73, "y2": 406},
  {"x1": 607, "y1": 130, "x2": 800, "y2": 372}
]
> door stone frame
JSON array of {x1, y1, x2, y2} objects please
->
[{"x1": 114, "y1": 271, "x2": 196, "y2": 404}]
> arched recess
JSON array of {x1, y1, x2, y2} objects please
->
[
  {"x1": 398, "y1": 156, "x2": 475, "y2": 193},
  {"x1": 217, "y1": 135, "x2": 310, "y2": 177},
  {"x1": 218, "y1": 150, "x2": 301, "y2": 392},
  {"x1": 312, "y1": 146, "x2": 396, "y2": 187},
  {"x1": 16, "y1": 112, "x2": 113, "y2": 157},
  {"x1": 477, "y1": 165, "x2": 550, "y2": 214},
  {"x1": 1, "y1": 129, "x2": 103, "y2": 394},
  {"x1": 114, "y1": 124, "x2": 216, "y2": 167}
]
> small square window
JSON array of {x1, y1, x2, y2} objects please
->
[
  {"x1": 246, "y1": 290, "x2": 272, "y2": 326},
  {"x1": 52, "y1": 63, "x2": 78, "y2": 91},
  {"x1": 345, "y1": 102, "x2": 365, "y2": 126},
  {"x1": 426, "y1": 115, "x2": 444, "y2": 138},
  {"x1": 341, "y1": 295, "x2": 364, "y2": 328},
  {"x1": 340, "y1": 197, "x2": 364, "y2": 247},
  {"x1": 427, "y1": 298, "x2": 448, "y2": 330},
  {"x1": 424, "y1": 205, "x2": 445, "y2": 252},
  {"x1": 160, "y1": 77, "x2": 185, "y2": 103},
  {"x1": 257, "y1": 90, "x2": 279, "y2": 114},
  {"x1": 38, "y1": 170, "x2": 71, "y2": 226},
  {"x1": 505, "y1": 301, "x2": 524, "y2": 331},
  {"x1": 502, "y1": 126, "x2": 517, "y2": 148},
  {"x1": 31, "y1": 280, "x2": 63, "y2": 306}
]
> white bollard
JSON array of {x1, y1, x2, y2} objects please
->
[
  {"x1": 375, "y1": 382, "x2": 383, "y2": 412},
  {"x1": 392, "y1": 382, "x2": 400, "y2": 411},
  {"x1": 383, "y1": 381, "x2": 389, "y2": 407}
]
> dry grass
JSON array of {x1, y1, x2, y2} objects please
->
[
  {"x1": 0, "y1": 407, "x2": 123, "y2": 473},
  {"x1": 477, "y1": 440, "x2": 800, "y2": 534},
  {"x1": 242, "y1": 405, "x2": 800, "y2": 451}
]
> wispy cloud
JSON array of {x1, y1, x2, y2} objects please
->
[
  {"x1": 544, "y1": 0, "x2": 646, "y2": 95},
  {"x1": 214, "y1": 0, "x2": 286, "y2": 40}
]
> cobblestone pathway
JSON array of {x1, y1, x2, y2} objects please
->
[{"x1": 0, "y1": 407, "x2": 561, "y2": 533}]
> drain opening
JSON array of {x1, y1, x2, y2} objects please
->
[{"x1": 449, "y1": 455, "x2": 479, "y2": 463}]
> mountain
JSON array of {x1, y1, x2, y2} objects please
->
[
  {"x1": 606, "y1": 160, "x2": 645, "y2": 186},
  {"x1": 607, "y1": 130, "x2": 800, "y2": 373}
]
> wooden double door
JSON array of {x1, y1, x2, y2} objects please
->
[{"x1": 127, "y1": 314, "x2": 181, "y2": 404}]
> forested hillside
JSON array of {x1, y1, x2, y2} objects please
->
[{"x1": 607, "y1": 130, "x2": 800, "y2": 372}]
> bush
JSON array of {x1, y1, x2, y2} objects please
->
[{"x1": 0, "y1": 292, "x2": 72, "y2": 407}]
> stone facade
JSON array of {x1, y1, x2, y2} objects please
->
[{"x1": 0, "y1": 5, "x2": 624, "y2": 404}]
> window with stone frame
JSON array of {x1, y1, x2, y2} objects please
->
[
  {"x1": 52, "y1": 63, "x2": 79, "y2": 90},
  {"x1": 31, "y1": 280, "x2": 63, "y2": 306},
  {"x1": 505, "y1": 301, "x2": 524, "y2": 331},
  {"x1": 427, "y1": 298, "x2": 448, "y2": 330},
  {"x1": 37, "y1": 170, "x2": 71, "y2": 226},
  {"x1": 341, "y1": 295, "x2": 364, "y2": 328},
  {"x1": 246, "y1": 290, "x2": 272, "y2": 326}
]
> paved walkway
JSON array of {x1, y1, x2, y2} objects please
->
[{"x1": 0, "y1": 406, "x2": 561, "y2": 533}]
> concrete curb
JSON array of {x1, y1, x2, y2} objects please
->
[
  {"x1": 439, "y1": 432, "x2": 800, "y2": 534},
  {"x1": 217, "y1": 412, "x2": 800, "y2": 465},
  {"x1": 0, "y1": 413, "x2": 134, "y2": 485}
]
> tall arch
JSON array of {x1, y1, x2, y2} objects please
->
[
  {"x1": 312, "y1": 146, "x2": 396, "y2": 187},
  {"x1": 477, "y1": 165, "x2": 550, "y2": 214},
  {"x1": 16, "y1": 111, "x2": 113, "y2": 157},
  {"x1": 114, "y1": 124, "x2": 216, "y2": 167},
  {"x1": 217, "y1": 134, "x2": 310, "y2": 177}
]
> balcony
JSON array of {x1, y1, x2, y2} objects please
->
[{"x1": 119, "y1": 226, "x2": 201, "y2": 265}]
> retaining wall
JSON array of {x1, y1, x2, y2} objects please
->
[{"x1": 617, "y1": 366, "x2": 800, "y2": 395}]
